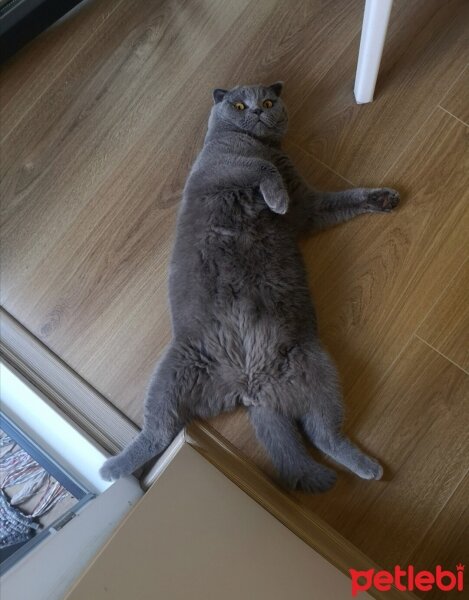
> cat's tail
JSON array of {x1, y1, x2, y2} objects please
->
[{"x1": 99, "y1": 429, "x2": 162, "y2": 481}]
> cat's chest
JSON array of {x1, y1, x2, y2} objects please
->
[
  {"x1": 194, "y1": 192, "x2": 297, "y2": 280},
  {"x1": 204, "y1": 195, "x2": 279, "y2": 244},
  {"x1": 200, "y1": 217, "x2": 296, "y2": 293},
  {"x1": 204, "y1": 214, "x2": 277, "y2": 264}
]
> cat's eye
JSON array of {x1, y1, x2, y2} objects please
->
[
  {"x1": 233, "y1": 102, "x2": 246, "y2": 111},
  {"x1": 262, "y1": 99, "x2": 273, "y2": 109}
]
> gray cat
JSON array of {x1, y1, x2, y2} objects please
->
[{"x1": 100, "y1": 82, "x2": 399, "y2": 492}]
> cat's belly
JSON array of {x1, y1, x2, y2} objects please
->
[
  {"x1": 200, "y1": 300, "x2": 294, "y2": 403},
  {"x1": 170, "y1": 197, "x2": 317, "y2": 403},
  {"x1": 172, "y1": 225, "x2": 316, "y2": 337}
]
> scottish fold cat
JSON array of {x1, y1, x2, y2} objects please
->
[{"x1": 101, "y1": 83, "x2": 399, "y2": 491}]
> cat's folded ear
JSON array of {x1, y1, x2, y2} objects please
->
[
  {"x1": 213, "y1": 89, "x2": 228, "y2": 104},
  {"x1": 268, "y1": 81, "x2": 284, "y2": 96}
]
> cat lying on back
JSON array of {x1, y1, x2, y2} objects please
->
[{"x1": 101, "y1": 82, "x2": 399, "y2": 492}]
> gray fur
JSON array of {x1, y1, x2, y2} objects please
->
[{"x1": 100, "y1": 83, "x2": 399, "y2": 492}]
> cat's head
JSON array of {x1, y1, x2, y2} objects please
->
[{"x1": 209, "y1": 82, "x2": 287, "y2": 142}]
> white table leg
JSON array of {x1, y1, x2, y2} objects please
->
[{"x1": 354, "y1": 0, "x2": 393, "y2": 104}]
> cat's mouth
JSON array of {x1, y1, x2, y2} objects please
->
[{"x1": 254, "y1": 118, "x2": 272, "y2": 130}]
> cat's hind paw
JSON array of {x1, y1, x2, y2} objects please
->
[
  {"x1": 284, "y1": 464, "x2": 338, "y2": 494},
  {"x1": 355, "y1": 456, "x2": 384, "y2": 481},
  {"x1": 365, "y1": 188, "x2": 400, "y2": 213},
  {"x1": 100, "y1": 456, "x2": 127, "y2": 481}
]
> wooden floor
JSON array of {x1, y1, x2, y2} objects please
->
[{"x1": 1, "y1": 0, "x2": 468, "y2": 591}]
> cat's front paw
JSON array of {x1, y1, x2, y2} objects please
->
[
  {"x1": 365, "y1": 188, "x2": 400, "y2": 213},
  {"x1": 260, "y1": 181, "x2": 289, "y2": 214},
  {"x1": 270, "y1": 194, "x2": 289, "y2": 215}
]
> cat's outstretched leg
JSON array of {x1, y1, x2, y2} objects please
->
[
  {"x1": 249, "y1": 406, "x2": 337, "y2": 493},
  {"x1": 100, "y1": 345, "x2": 200, "y2": 481},
  {"x1": 290, "y1": 187, "x2": 400, "y2": 232},
  {"x1": 304, "y1": 423, "x2": 384, "y2": 481},
  {"x1": 299, "y1": 346, "x2": 383, "y2": 481},
  {"x1": 100, "y1": 429, "x2": 169, "y2": 482},
  {"x1": 273, "y1": 151, "x2": 399, "y2": 231}
]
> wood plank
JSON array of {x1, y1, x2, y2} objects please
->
[
  {"x1": 440, "y1": 64, "x2": 469, "y2": 125},
  {"x1": 416, "y1": 260, "x2": 469, "y2": 373},
  {"x1": 0, "y1": 0, "x2": 124, "y2": 139},
  {"x1": 322, "y1": 339, "x2": 469, "y2": 568},
  {"x1": 289, "y1": 0, "x2": 469, "y2": 183},
  {"x1": 407, "y1": 473, "x2": 469, "y2": 600},
  {"x1": 307, "y1": 109, "x2": 468, "y2": 416}
]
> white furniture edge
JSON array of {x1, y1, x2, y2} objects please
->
[
  {"x1": 0, "y1": 433, "x2": 187, "y2": 600},
  {"x1": 0, "y1": 476, "x2": 143, "y2": 600},
  {"x1": 354, "y1": 0, "x2": 394, "y2": 103}
]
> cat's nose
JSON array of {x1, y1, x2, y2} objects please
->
[{"x1": 253, "y1": 108, "x2": 263, "y2": 115}]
